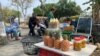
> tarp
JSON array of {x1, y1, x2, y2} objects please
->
[{"x1": 0, "y1": 21, "x2": 6, "y2": 36}]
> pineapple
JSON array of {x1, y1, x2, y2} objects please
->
[
  {"x1": 43, "y1": 30, "x2": 50, "y2": 46},
  {"x1": 52, "y1": 18, "x2": 56, "y2": 28},
  {"x1": 61, "y1": 35, "x2": 70, "y2": 51},
  {"x1": 64, "y1": 25, "x2": 74, "y2": 31},
  {"x1": 54, "y1": 32, "x2": 61, "y2": 49},
  {"x1": 54, "y1": 18, "x2": 59, "y2": 28},
  {"x1": 48, "y1": 32, "x2": 54, "y2": 48},
  {"x1": 49, "y1": 18, "x2": 59, "y2": 28}
]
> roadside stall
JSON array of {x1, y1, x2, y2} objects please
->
[
  {"x1": 34, "y1": 18, "x2": 97, "y2": 56},
  {"x1": 34, "y1": 42, "x2": 97, "y2": 56}
]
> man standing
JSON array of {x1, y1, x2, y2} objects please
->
[
  {"x1": 28, "y1": 13, "x2": 38, "y2": 36},
  {"x1": 45, "y1": 8, "x2": 56, "y2": 27},
  {"x1": 47, "y1": 8, "x2": 55, "y2": 21}
]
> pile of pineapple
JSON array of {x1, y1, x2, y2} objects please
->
[
  {"x1": 49, "y1": 18, "x2": 59, "y2": 28},
  {"x1": 43, "y1": 30, "x2": 70, "y2": 51}
]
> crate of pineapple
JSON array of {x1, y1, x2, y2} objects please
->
[{"x1": 39, "y1": 49, "x2": 61, "y2": 56}]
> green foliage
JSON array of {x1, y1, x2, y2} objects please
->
[
  {"x1": 34, "y1": 3, "x2": 57, "y2": 16},
  {"x1": 34, "y1": 7, "x2": 43, "y2": 16},
  {"x1": 33, "y1": 0, "x2": 82, "y2": 18},
  {"x1": 55, "y1": 0, "x2": 82, "y2": 18},
  {"x1": 11, "y1": 10, "x2": 21, "y2": 17},
  {"x1": 0, "y1": 7, "x2": 21, "y2": 22}
]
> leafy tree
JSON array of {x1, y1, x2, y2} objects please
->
[
  {"x1": 0, "y1": 7, "x2": 21, "y2": 22},
  {"x1": 39, "y1": 0, "x2": 46, "y2": 16},
  {"x1": 34, "y1": 7, "x2": 43, "y2": 16},
  {"x1": 43, "y1": 3, "x2": 57, "y2": 16},
  {"x1": 33, "y1": 3, "x2": 57, "y2": 16},
  {"x1": 9, "y1": 0, "x2": 34, "y2": 18},
  {"x1": 55, "y1": 0, "x2": 82, "y2": 18},
  {"x1": 0, "y1": 3, "x2": 3, "y2": 21},
  {"x1": 33, "y1": 0, "x2": 82, "y2": 18},
  {"x1": 9, "y1": 0, "x2": 34, "y2": 24}
]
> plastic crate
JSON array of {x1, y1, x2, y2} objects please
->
[
  {"x1": 39, "y1": 49, "x2": 61, "y2": 56},
  {"x1": 39, "y1": 49, "x2": 48, "y2": 56}
]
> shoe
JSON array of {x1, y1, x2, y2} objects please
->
[
  {"x1": 32, "y1": 34, "x2": 35, "y2": 36},
  {"x1": 15, "y1": 38, "x2": 20, "y2": 40}
]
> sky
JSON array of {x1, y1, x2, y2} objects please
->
[{"x1": 0, "y1": 0, "x2": 90, "y2": 16}]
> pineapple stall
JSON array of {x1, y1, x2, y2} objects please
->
[{"x1": 34, "y1": 18, "x2": 97, "y2": 56}]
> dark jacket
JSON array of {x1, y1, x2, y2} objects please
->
[{"x1": 28, "y1": 16, "x2": 38, "y2": 28}]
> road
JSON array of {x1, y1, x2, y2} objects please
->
[{"x1": 0, "y1": 28, "x2": 38, "y2": 56}]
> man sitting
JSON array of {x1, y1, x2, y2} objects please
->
[{"x1": 6, "y1": 16, "x2": 19, "y2": 40}]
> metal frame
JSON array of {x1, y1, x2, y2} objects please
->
[
  {"x1": 71, "y1": 17, "x2": 93, "y2": 42},
  {"x1": 76, "y1": 17, "x2": 92, "y2": 34}
]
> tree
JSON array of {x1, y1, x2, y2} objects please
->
[
  {"x1": 33, "y1": 0, "x2": 82, "y2": 18},
  {"x1": 39, "y1": 0, "x2": 46, "y2": 16},
  {"x1": 9, "y1": 0, "x2": 34, "y2": 18},
  {"x1": 83, "y1": 0, "x2": 100, "y2": 23},
  {"x1": 0, "y1": 3, "x2": 3, "y2": 21},
  {"x1": 1, "y1": 7, "x2": 21, "y2": 22},
  {"x1": 34, "y1": 3, "x2": 57, "y2": 16},
  {"x1": 34, "y1": 7, "x2": 43, "y2": 16},
  {"x1": 55, "y1": 0, "x2": 82, "y2": 17}
]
